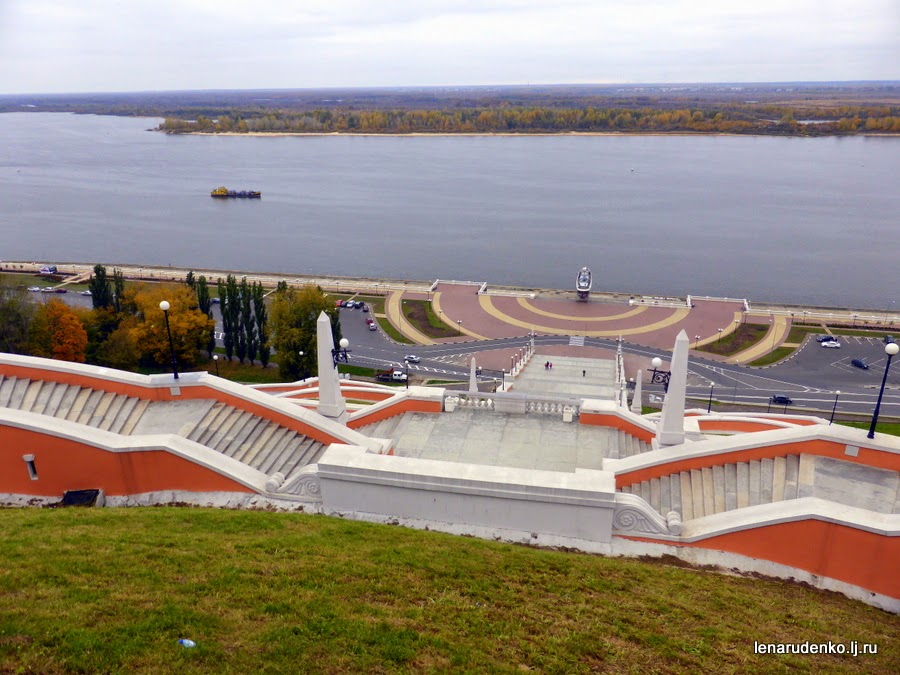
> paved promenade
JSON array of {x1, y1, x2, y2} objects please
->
[{"x1": 6, "y1": 260, "x2": 897, "y2": 360}]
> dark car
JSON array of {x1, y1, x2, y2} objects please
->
[
  {"x1": 771, "y1": 395, "x2": 793, "y2": 405},
  {"x1": 851, "y1": 359, "x2": 869, "y2": 370},
  {"x1": 815, "y1": 335, "x2": 836, "y2": 343},
  {"x1": 885, "y1": 335, "x2": 896, "y2": 344},
  {"x1": 53, "y1": 288, "x2": 67, "y2": 293}
]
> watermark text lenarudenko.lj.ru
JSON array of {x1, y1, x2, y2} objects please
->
[{"x1": 755, "y1": 641, "x2": 878, "y2": 656}]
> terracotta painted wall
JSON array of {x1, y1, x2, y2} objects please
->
[
  {"x1": 347, "y1": 399, "x2": 442, "y2": 429},
  {"x1": 0, "y1": 362, "x2": 347, "y2": 447},
  {"x1": 580, "y1": 412, "x2": 654, "y2": 443},
  {"x1": 621, "y1": 519, "x2": 899, "y2": 599},
  {"x1": 616, "y1": 438, "x2": 900, "y2": 488},
  {"x1": 0, "y1": 425, "x2": 253, "y2": 497}
]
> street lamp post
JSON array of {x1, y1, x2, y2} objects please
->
[
  {"x1": 457, "y1": 319, "x2": 462, "y2": 336},
  {"x1": 707, "y1": 382, "x2": 715, "y2": 413},
  {"x1": 298, "y1": 350, "x2": 306, "y2": 380},
  {"x1": 770, "y1": 318, "x2": 776, "y2": 352},
  {"x1": 694, "y1": 334, "x2": 701, "y2": 349},
  {"x1": 212, "y1": 354, "x2": 219, "y2": 377},
  {"x1": 717, "y1": 327, "x2": 723, "y2": 342},
  {"x1": 331, "y1": 338, "x2": 351, "y2": 368},
  {"x1": 649, "y1": 356, "x2": 671, "y2": 393},
  {"x1": 868, "y1": 343, "x2": 899, "y2": 439},
  {"x1": 159, "y1": 300, "x2": 178, "y2": 380},
  {"x1": 829, "y1": 390, "x2": 840, "y2": 425}
]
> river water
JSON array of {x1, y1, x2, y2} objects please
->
[{"x1": 1, "y1": 113, "x2": 897, "y2": 309}]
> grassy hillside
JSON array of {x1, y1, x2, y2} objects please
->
[{"x1": 0, "y1": 508, "x2": 896, "y2": 674}]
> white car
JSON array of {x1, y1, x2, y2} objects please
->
[
  {"x1": 404, "y1": 355, "x2": 421, "y2": 363},
  {"x1": 27, "y1": 286, "x2": 41, "y2": 292},
  {"x1": 821, "y1": 340, "x2": 841, "y2": 348}
]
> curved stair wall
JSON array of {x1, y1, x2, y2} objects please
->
[
  {"x1": 612, "y1": 426, "x2": 900, "y2": 489},
  {"x1": 0, "y1": 409, "x2": 262, "y2": 498},
  {"x1": 0, "y1": 354, "x2": 382, "y2": 454},
  {"x1": 579, "y1": 401, "x2": 656, "y2": 443},
  {"x1": 346, "y1": 387, "x2": 444, "y2": 432}
]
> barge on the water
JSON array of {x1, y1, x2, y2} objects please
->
[{"x1": 211, "y1": 187, "x2": 261, "y2": 198}]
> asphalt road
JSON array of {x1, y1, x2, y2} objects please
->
[{"x1": 33, "y1": 292, "x2": 900, "y2": 422}]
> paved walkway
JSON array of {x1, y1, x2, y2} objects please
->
[{"x1": 727, "y1": 314, "x2": 791, "y2": 364}]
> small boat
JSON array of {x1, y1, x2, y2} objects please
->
[
  {"x1": 210, "y1": 186, "x2": 261, "y2": 198},
  {"x1": 576, "y1": 266, "x2": 592, "y2": 300}
]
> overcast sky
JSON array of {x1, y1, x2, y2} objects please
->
[{"x1": 0, "y1": 0, "x2": 897, "y2": 94}]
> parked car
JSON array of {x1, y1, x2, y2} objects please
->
[
  {"x1": 821, "y1": 340, "x2": 841, "y2": 348},
  {"x1": 54, "y1": 288, "x2": 67, "y2": 293},
  {"x1": 80, "y1": 290, "x2": 92, "y2": 296},
  {"x1": 27, "y1": 286, "x2": 41, "y2": 292},
  {"x1": 815, "y1": 335, "x2": 836, "y2": 342},
  {"x1": 885, "y1": 335, "x2": 897, "y2": 344},
  {"x1": 362, "y1": 304, "x2": 369, "y2": 313},
  {"x1": 365, "y1": 317, "x2": 374, "y2": 325},
  {"x1": 40, "y1": 287, "x2": 54, "y2": 293},
  {"x1": 368, "y1": 323, "x2": 377, "y2": 331},
  {"x1": 851, "y1": 359, "x2": 869, "y2": 370},
  {"x1": 211, "y1": 297, "x2": 220, "y2": 304},
  {"x1": 771, "y1": 395, "x2": 793, "y2": 405},
  {"x1": 404, "y1": 355, "x2": 421, "y2": 363}
]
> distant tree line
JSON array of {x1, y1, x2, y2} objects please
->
[
  {"x1": 158, "y1": 105, "x2": 900, "y2": 136},
  {"x1": 1, "y1": 266, "x2": 342, "y2": 382}
]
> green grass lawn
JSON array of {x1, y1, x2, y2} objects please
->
[
  {"x1": 749, "y1": 346, "x2": 796, "y2": 367},
  {"x1": 376, "y1": 316, "x2": 413, "y2": 344},
  {"x1": 0, "y1": 508, "x2": 895, "y2": 674},
  {"x1": 839, "y1": 421, "x2": 900, "y2": 437},
  {"x1": 697, "y1": 323, "x2": 769, "y2": 357},
  {"x1": 401, "y1": 299, "x2": 459, "y2": 339}
]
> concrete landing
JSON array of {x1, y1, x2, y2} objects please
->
[
  {"x1": 129, "y1": 400, "x2": 214, "y2": 437},
  {"x1": 392, "y1": 409, "x2": 617, "y2": 472},
  {"x1": 512, "y1": 355, "x2": 617, "y2": 399}
]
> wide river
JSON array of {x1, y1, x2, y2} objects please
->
[{"x1": 1, "y1": 113, "x2": 897, "y2": 309}]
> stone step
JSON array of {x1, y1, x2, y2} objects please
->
[
  {"x1": 229, "y1": 419, "x2": 271, "y2": 463},
  {"x1": 0, "y1": 375, "x2": 16, "y2": 407},
  {"x1": 20, "y1": 379, "x2": 42, "y2": 412},
  {"x1": 606, "y1": 427, "x2": 619, "y2": 459},
  {"x1": 98, "y1": 394, "x2": 127, "y2": 431},
  {"x1": 244, "y1": 426, "x2": 289, "y2": 469},
  {"x1": 203, "y1": 408, "x2": 244, "y2": 450},
  {"x1": 279, "y1": 437, "x2": 318, "y2": 476},
  {"x1": 712, "y1": 465, "x2": 726, "y2": 514},
  {"x1": 760, "y1": 458, "x2": 774, "y2": 503},
  {"x1": 213, "y1": 411, "x2": 252, "y2": 454},
  {"x1": 724, "y1": 463, "x2": 737, "y2": 511},
  {"x1": 649, "y1": 477, "x2": 660, "y2": 512},
  {"x1": 119, "y1": 399, "x2": 149, "y2": 435},
  {"x1": 87, "y1": 391, "x2": 117, "y2": 428},
  {"x1": 186, "y1": 400, "x2": 226, "y2": 443},
  {"x1": 54, "y1": 385, "x2": 80, "y2": 419},
  {"x1": 108, "y1": 397, "x2": 139, "y2": 434},
  {"x1": 222, "y1": 416, "x2": 264, "y2": 458},
  {"x1": 701, "y1": 467, "x2": 715, "y2": 516},
  {"x1": 76, "y1": 390, "x2": 104, "y2": 425},
  {"x1": 8, "y1": 378, "x2": 31, "y2": 409},
  {"x1": 772, "y1": 456, "x2": 787, "y2": 502},
  {"x1": 748, "y1": 460, "x2": 761, "y2": 507},
  {"x1": 690, "y1": 468, "x2": 704, "y2": 518},
  {"x1": 784, "y1": 454, "x2": 800, "y2": 500},
  {"x1": 305, "y1": 441, "x2": 328, "y2": 466},
  {"x1": 736, "y1": 462, "x2": 749, "y2": 509},
  {"x1": 196, "y1": 403, "x2": 234, "y2": 446},
  {"x1": 798, "y1": 454, "x2": 816, "y2": 499},
  {"x1": 29, "y1": 381, "x2": 56, "y2": 415},
  {"x1": 66, "y1": 387, "x2": 92, "y2": 422},
  {"x1": 236, "y1": 422, "x2": 281, "y2": 466},
  {"x1": 680, "y1": 471, "x2": 693, "y2": 521},
  {"x1": 256, "y1": 430, "x2": 300, "y2": 474},
  {"x1": 43, "y1": 383, "x2": 69, "y2": 417}
]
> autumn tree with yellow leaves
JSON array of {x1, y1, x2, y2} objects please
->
[
  {"x1": 123, "y1": 283, "x2": 214, "y2": 368},
  {"x1": 29, "y1": 298, "x2": 89, "y2": 363}
]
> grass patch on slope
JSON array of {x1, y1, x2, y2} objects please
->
[
  {"x1": 0, "y1": 508, "x2": 895, "y2": 674},
  {"x1": 749, "y1": 346, "x2": 796, "y2": 367},
  {"x1": 401, "y1": 299, "x2": 459, "y2": 339},
  {"x1": 696, "y1": 323, "x2": 769, "y2": 357},
  {"x1": 839, "y1": 421, "x2": 900, "y2": 437}
]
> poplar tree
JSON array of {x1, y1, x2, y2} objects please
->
[
  {"x1": 253, "y1": 281, "x2": 270, "y2": 368},
  {"x1": 88, "y1": 264, "x2": 114, "y2": 310}
]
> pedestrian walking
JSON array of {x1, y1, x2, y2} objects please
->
[{"x1": 582, "y1": 369, "x2": 586, "y2": 377}]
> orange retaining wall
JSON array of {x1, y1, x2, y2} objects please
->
[
  {"x1": 0, "y1": 425, "x2": 253, "y2": 497},
  {"x1": 580, "y1": 412, "x2": 654, "y2": 443},
  {"x1": 287, "y1": 389, "x2": 394, "y2": 403},
  {"x1": 616, "y1": 438, "x2": 900, "y2": 489},
  {"x1": 346, "y1": 398, "x2": 442, "y2": 430},
  {"x1": 621, "y1": 519, "x2": 900, "y2": 599},
  {"x1": 0, "y1": 363, "x2": 347, "y2": 448}
]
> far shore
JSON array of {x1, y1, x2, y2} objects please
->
[{"x1": 168, "y1": 130, "x2": 781, "y2": 139}]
